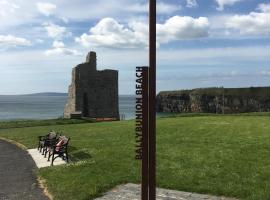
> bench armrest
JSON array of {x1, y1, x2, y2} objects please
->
[{"x1": 38, "y1": 136, "x2": 46, "y2": 140}]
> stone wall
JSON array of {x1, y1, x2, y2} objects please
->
[
  {"x1": 157, "y1": 87, "x2": 270, "y2": 114},
  {"x1": 64, "y1": 51, "x2": 119, "y2": 119}
]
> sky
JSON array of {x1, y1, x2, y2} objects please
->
[{"x1": 0, "y1": 0, "x2": 270, "y2": 94}]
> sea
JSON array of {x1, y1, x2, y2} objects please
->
[{"x1": 0, "y1": 94, "x2": 137, "y2": 121}]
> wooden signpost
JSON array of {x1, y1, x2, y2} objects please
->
[
  {"x1": 135, "y1": 1, "x2": 156, "y2": 199},
  {"x1": 148, "y1": 0, "x2": 156, "y2": 199}
]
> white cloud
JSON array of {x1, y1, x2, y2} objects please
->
[
  {"x1": 225, "y1": 8, "x2": 270, "y2": 35},
  {"x1": 45, "y1": 40, "x2": 81, "y2": 56},
  {"x1": 36, "y1": 2, "x2": 56, "y2": 16},
  {"x1": 75, "y1": 18, "x2": 147, "y2": 48},
  {"x1": 0, "y1": 0, "x2": 19, "y2": 16},
  {"x1": 157, "y1": 2, "x2": 181, "y2": 14},
  {"x1": 43, "y1": 22, "x2": 71, "y2": 39},
  {"x1": 230, "y1": 70, "x2": 238, "y2": 76},
  {"x1": 45, "y1": 48, "x2": 81, "y2": 56},
  {"x1": 0, "y1": 0, "x2": 21, "y2": 27},
  {"x1": 157, "y1": 46, "x2": 270, "y2": 64},
  {"x1": 157, "y1": 16, "x2": 209, "y2": 43},
  {"x1": 0, "y1": 0, "x2": 181, "y2": 29},
  {"x1": 215, "y1": 0, "x2": 242, "y2": 11},
  {"x1": 75, "y1": 16, "x2": 209, "y2": 48},
  {"x1": 0, "y1": 1, "x2": 37, "y2": 28},
  {"x1": 35, "y1": 39, "x2": 44, "y2": 44},
  {"x1": 127, "y1": 2, "x2": 180, "y2": 14},
  {"x1": 186, "y1": 0, "x2": 198, "y2": 8},
  {"x1": 0, "y1": 35, "x2": 31, "y2": 47},
  {"x1": 52, "y1": 0, "x2": 181, "y2": 21},
  {"x1": 257, "y1": 3, "x2": 270, "y2": 13},
  {"x1": 61, "y1": 17, "x2": 69, "y2": 24},
  {"x1": 260, "y1": 70, "x2": 270, "y2": 76},
  {"x1": 52, "y1": 40, "x2": 65, "y2": 48}
]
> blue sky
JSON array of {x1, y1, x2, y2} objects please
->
[{"x1": 0, "y1": 0, "x2": 270, "y2": 94}]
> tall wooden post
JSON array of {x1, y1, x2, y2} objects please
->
[{"x1": 149, "y1": 0, "x2": 156, "y2": 199}]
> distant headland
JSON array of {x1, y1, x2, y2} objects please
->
[{"x1": 157, "y1": 86, "x2": 270, "y2": 114}]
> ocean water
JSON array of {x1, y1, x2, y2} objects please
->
[{"x1": 0, "y1": 94, "x2": 136, "y2": 121}]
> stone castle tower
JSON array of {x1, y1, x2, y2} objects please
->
[{"x1": 64, "y1": 51, "x2": 119, "y2": 119}]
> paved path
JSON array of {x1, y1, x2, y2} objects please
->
[
  {"x1": 95, "y1": 183, "x2": 237, "y2": 200},
  {"x1": 0, "y1": 140, "x2": 49, "y2": 200}
]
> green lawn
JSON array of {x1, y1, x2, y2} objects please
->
[
  {"x1": 0, "y1": 118, "x2": 91, "y2": 129},
  {"x1": 0, "y1": 115, "x2": 270, "y2": 200}
]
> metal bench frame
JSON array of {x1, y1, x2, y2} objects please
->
[
  {"x1": 37, "y1": 131, "x2": 58, "y2": 156},
  {"x1": 47, "y1": 136, "x2": 70, "y2": 166}
]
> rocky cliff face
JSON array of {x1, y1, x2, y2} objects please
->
[{"x1": 156, "y1": 87, "x2": 270, "y2": 114}]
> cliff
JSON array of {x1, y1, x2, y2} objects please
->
[{"x1": 156, "y1": 87, "x2": 270, "y2": 114}]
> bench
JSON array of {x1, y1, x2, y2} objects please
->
[
  {"x1": 38, "y1": 132, "x2": 70, "y2": 166},
  {"x1": 37, "y1": 131, "x2": 58, "y2": 156},
  {"x1": 47, "y1": 135, "x2": 70, "y2": 166}
]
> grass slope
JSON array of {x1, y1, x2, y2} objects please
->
[{"x1": 0, "y1": 116, "x2": 270, "y2": 200}]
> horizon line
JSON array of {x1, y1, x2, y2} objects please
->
[{"x1": 0, "y1": 92, "x2": 136, "y2": 96}]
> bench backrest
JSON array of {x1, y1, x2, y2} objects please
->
[
  {"x1": 47, "y1": 131, "x2": 57, "y2": 139},
  {"x1": 55, "y1": 136, "x2": 70, "y2": 152},
  {"x1": 58, "y1": 136, "x2": 69, "y2": 145}
]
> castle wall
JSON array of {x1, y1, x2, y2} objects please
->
[
  {"x1": 64, "y1": 52, "x2": 119, "y2": 119},
  {"x1": 63, "y1": 68, "x2": 76, "y2": 118}
]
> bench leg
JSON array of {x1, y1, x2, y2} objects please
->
[
  {"x1": 66, "y1": 153, "x2": 69, "y2": 163},
  {"x1": 40, "y1": 144, "x2": 44, "y2": 153},
  {"x1": 44, "y1": 149, "x2": 47, "y2": 158},
  {"x1": 51, "y1": 153, "x2": 55, "y2": 166},
  {"x1": 44, "y1": 147, "x2": 49, "y2": 158},
  {"x1": 47, "y1": 151, "x2": 51, "y2": 161}
]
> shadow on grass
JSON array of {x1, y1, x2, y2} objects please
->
[{"x1": 69, "y1": 146, "x2": 92, "y2": 162}]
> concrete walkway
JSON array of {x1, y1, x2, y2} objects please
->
[
  {"x1": 28, "y1": 148, "x2": 66, "y2": 168},
  {"x1": 95, "y1": 183, "x2": 237, "y2": 200},
  {"x1": 0, "y1": 140, "x2": 49, "y2": 200}
]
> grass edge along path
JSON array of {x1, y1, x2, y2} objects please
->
[
  {"x1": 37, "y1": 176, "x2": 54, "y2": 200},
  {"x1": 0, "y1": 137, "x2": 27, "y2": 150}
]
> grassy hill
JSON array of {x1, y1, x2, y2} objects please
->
[{"x1": 0, "y1": 115, "x2": 270, "y2": 200}]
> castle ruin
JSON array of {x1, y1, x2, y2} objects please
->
[{"x1": 64, "y1": 51, "x2": 119, "y2": 119}]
